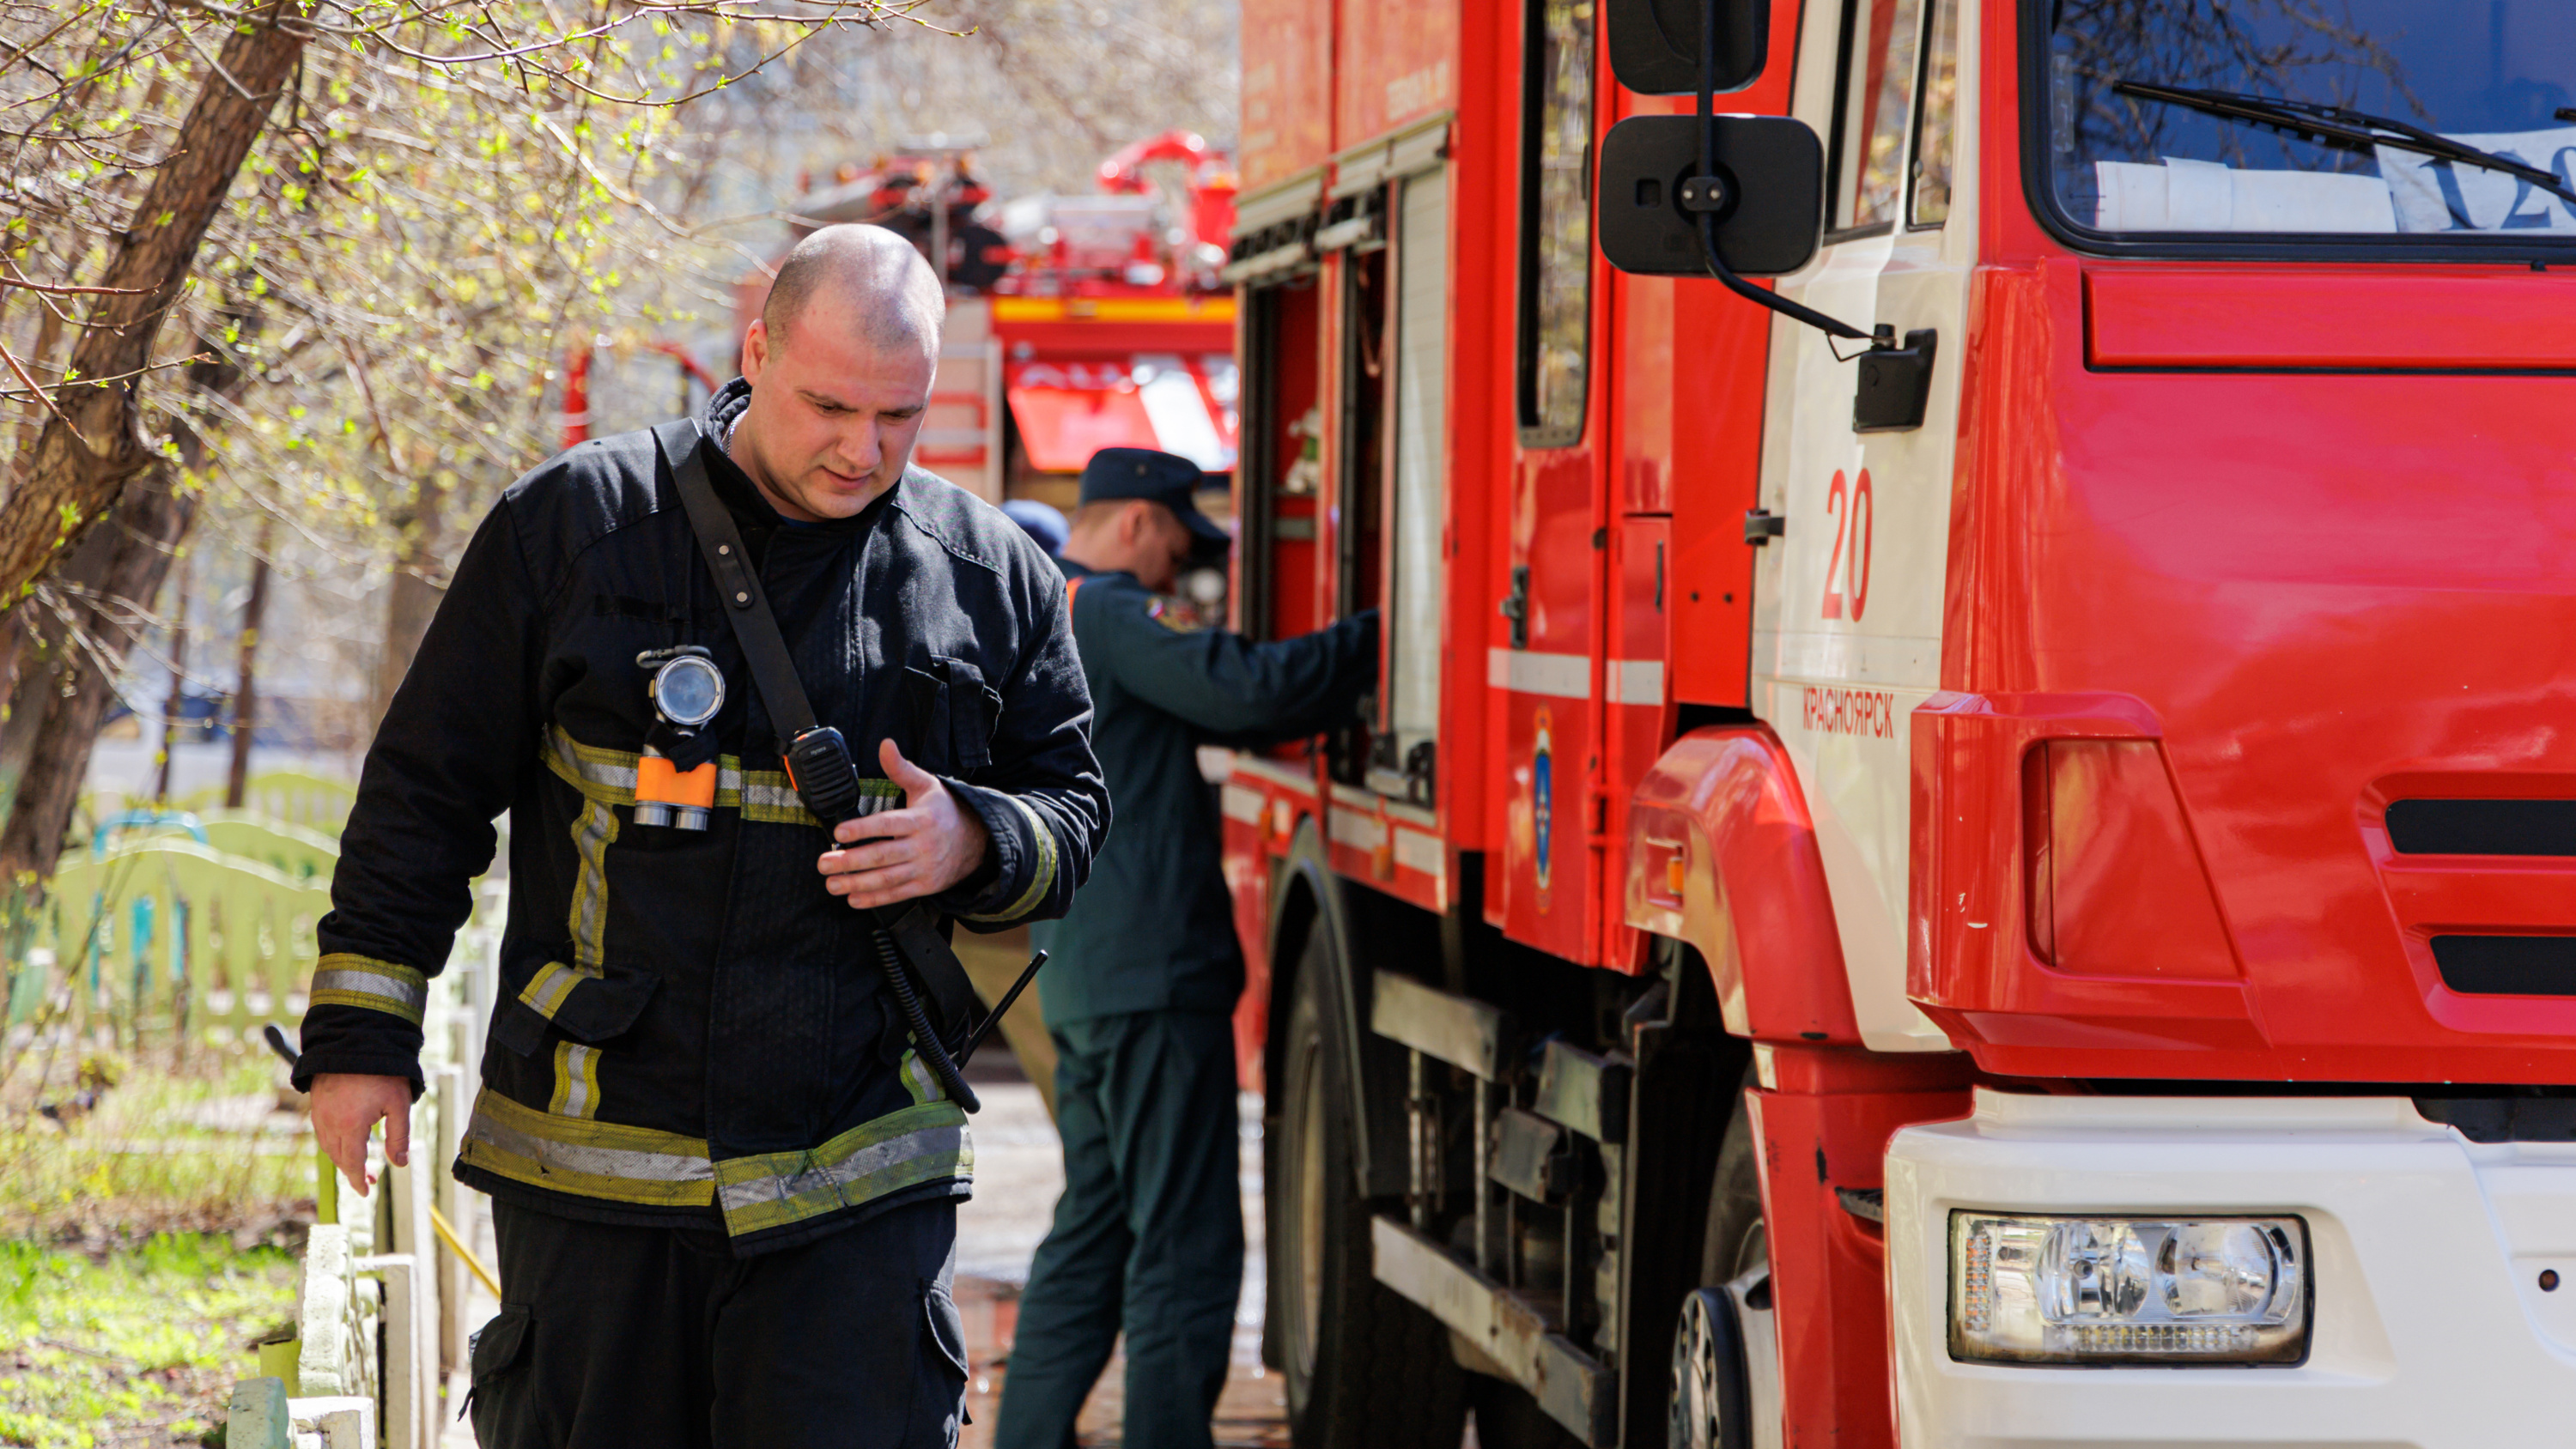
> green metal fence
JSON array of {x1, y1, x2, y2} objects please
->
[{"x1": 5, "y1": 773, "x2": 352, "y2": 1046}]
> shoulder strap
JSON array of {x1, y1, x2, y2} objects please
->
[
  {"x1": 651, "y1": 419, "x2": 817, "y2": 749},
  {"x1": 652, "y1": 419, "x2": 987, "y2": 1046}
]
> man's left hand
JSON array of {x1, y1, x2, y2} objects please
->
[{"x1": 817, "y1": 738, "x2": 991, "y2": 909}]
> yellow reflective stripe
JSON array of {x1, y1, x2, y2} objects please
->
[
  {"x1": 713, "y1": 1100, "x2": 971, "y2": 1237},
  {"x1": 568, "y1": 800, "x2": 618, "y2": 973},
  {"x1": 544, "y1": 727, "x2": 831, "y2": 828},
  {"x1": 308, "y1": 955, "x2": 429, "y2": 1027},
  {"x1": 750, "y1": 773, "x2": 901, "y2": 827},
  {"x1": 739, "y1": 770, "x2": 827, "y2": 827},
  {"x1": 543, "y1": 728, "x2": 642, "y2": 806},
  {"x1": 960, "y1": 792, "x2": 1059, "y2": 923},
  {"x1": 549, "y1": 1042, "x2": 602, "y2": 1119},
  {"x1": 457, "y1": 1088, "x2": 714, "y2": 1208},
  {"x1": 517, "y1": 961, "x2": 587, "y2": 1019}
]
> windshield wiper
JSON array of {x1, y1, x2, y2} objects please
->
[{"x1": 2111, "y1": 80, "x2": 2576, "y2": 210}]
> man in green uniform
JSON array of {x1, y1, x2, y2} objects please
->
[{"x1": 994, "y1": 448, "x2": 1376, "y2": 1449}]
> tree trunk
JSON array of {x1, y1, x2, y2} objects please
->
[
  {"x1": 225, "y1": 524, "x2": 274, "y2": 810},
  {"x1": 371, "y1": 482, "x2": 448, "y2": 727},
  {"x1": 0, "y1": 9, "x2": 306, "y2": 607},
  {"x1": 154, "y1": 564, "x2": 188, "y2": 801},
  {"x1": 0, "y1": 472, "x2": 199, "y2": 887}
]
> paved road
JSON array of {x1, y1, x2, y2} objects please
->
[{"x1": 952, "y1": 1075, "x2": 1288, "y2": 1448}]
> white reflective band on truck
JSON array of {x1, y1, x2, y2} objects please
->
[
  {"x1": 1607, "y1": 659, "x2": 1665, "y2": 706},
  {"x1": 1487, "y1": 648, "x2": 1593, "y2": 698}
]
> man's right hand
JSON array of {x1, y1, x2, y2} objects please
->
[{"x1": 309, "y1": 1072, "x2": 415, "y2": 1197}]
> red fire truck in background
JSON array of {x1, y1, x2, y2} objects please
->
[
  {"x1": 719, "y1": 136, "x2": 1242, "y2": 515},
  {"x1": 1215, "y1": 1, "x2": 2576, "y2": 1446}
]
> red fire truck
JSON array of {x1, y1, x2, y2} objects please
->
[{"x1": 1214, "y1": 2, "x2": 2576, "y2": 1446}]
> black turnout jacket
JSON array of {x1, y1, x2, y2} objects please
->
[{"x1": 295, "y1": 380, "x2": 1107, "y2": 1253}]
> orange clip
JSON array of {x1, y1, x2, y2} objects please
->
[{"x1": 636, "y1": 754, "x2": 718, "y2": 809}]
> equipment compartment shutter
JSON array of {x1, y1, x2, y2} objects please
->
[
  {"x1": 1387, "y1": 167, "x2": 1449, "y2": 782},
  {"x1": 1005, "y1": 355, "x2": 1239, "y2": 474}
]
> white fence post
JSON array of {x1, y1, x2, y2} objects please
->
[
  {"x1": 380, "y1": 1100, "x2": 438, "y2": 1449},
  {"x1": 353, "y1": 1252, "x2": 424, "y2": 1449},
  {"x1": 295, "y1": 1225, "x2": 376, "y2": 1401},
  {"x1": 431, "y1": 1063, "x2": 470, "y2": 1379}
]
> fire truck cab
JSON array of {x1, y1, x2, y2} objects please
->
[{"x1": 1217, "y1": 1, "x2": 2576, "y2": 1446}]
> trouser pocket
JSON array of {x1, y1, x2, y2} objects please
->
[
  {"x1": 465, "y1": 1304, "x2": 534, "y2": 1447},
  {"x1": 908, "y1": 1279, "x2": 971, "y2": 1446}
]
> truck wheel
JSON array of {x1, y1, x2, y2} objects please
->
[
  {"x1": 1668, "y1": 1079, "x2": 1777, "y2": 1449},
  {"x1": 1274, "y1": 931, "x2": 1464, "y2": 1449}
]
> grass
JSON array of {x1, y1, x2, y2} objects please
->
[
  {"x1": 0, "y1": 1045, "x2": 314, "y2": 1244},
  {"x1": 0, "y1": 1234, "x2": 297, "y2": 1449},
  {"x1": 0, "y1": 1040, "x2": 316, "y2": 1447}
]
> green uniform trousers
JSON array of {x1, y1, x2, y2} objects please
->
[{"x1": 994, "y1": 1009, "x2": 1244, "y2": 1449}]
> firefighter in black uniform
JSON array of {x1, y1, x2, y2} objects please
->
[
  {"x1": 295, "y1": 225, "x2": 1109, "y2": 1449},
  {"x1": 993, "y1": 448, "x2": 1376, "y2": 1449}
]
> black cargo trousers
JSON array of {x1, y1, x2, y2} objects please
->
[{"x1": 468, "y1": 1196, "x2": 969, "y2": 1448}]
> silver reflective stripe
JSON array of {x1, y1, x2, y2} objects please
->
[
  {"x1": 848, "y1": 780, "x2": 906, "y2": 817},
  {"x1": 963, "y1": 791, "x2": 1057, "y2": 923},
  {"x1": 465, "y1": 1107, "x2": 712, "y2": 1185},
  {"x1": 715, "y1": 1123, "x2": 969, "y2": 1215},
  {"x1": 550, "y1": 730, "x2": 641, "y2": 795},
  {"x1": 551, "y1": 1043, "x2": 599, "y2": 1119},
  {"x1": 740, "y1": 777, "x2": 803, "y2": 815},
  {"x1": 309, "y1": 966, "x2": 428, "y2": 1018},
  {"x1": 900, "y1": 1051, "x2": 944, "y2": 1105},
  {"x1": 520, "y1": 961, "x2": 584, "y2": 1018}
]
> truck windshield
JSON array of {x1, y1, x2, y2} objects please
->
[{"x1": 2041, "y1": 1, "x2": 2576, "y2": 241}]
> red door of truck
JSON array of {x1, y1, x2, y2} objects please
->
[{"x1": 1490, "y1": 0, "x2": 1614, "y2": 967}]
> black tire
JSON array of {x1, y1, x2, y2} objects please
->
[
  {"x1": 1699, "y1": 1075, "x2": 1766, "y2": 1289},
  {"x1": 1670, "y1": 1073, "x2": 1768, "y2": 1449},
  {"x1": 1275, "y1": 930, "x2": 1466, "y2": 1449}
]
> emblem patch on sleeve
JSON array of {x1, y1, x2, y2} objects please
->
[{"x1": 1145, "y1": 595, "x2": 1207, "y2": 633}]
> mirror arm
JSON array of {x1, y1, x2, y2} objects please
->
[
  {"x1": 1694, "y1": 221, "x2": 1878, "y2": 344},
  {"x1": 1695, "y1": 0, "x2": 1880, "y2": 352}
]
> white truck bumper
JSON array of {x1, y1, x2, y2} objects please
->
[{"x1": 1886, "y1": 1089, "x2": 2576, "y2": 1447}]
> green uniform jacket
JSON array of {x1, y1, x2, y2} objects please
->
[{"x1": 1036, "y1": 560, "x2": 1375, "y2": 1023}]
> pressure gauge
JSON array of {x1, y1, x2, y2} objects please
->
[{"x1": 646, "y1": 651, "x2": 726, "y2": 730}]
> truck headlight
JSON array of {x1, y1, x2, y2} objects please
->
[{"x1": 1949, "y1": 1213, "x2": 2309, "y2": 1365}]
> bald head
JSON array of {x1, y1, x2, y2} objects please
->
[
  {"x1": 762, "y1": 223, "x2": 945, "y2": 360},
  {"x1": 732, "y1": 224, "x2": 945, "y2": 523}
]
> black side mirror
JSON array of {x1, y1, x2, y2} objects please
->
[
  {"x1": 1595, "y1": 114, "x2": 1823, "y2": 277},
  {"x1": 1605, "y1": 0, "x2": 1768, "y2": 95}
]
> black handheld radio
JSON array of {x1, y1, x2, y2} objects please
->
[
  {"x1": 781, "y1": 724, "x2": 1048, "y2": 1114},
  {"x1": 784, "y1": 722, "x2": 981, "y2": 1111}
]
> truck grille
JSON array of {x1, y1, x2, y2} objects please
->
[
  {"x1": 2432, "y1": 935, "x2": 2576, "y2": 996},
  {"x1": 2387, "y1": 799, "x2": 2576, "y2": 856}
]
